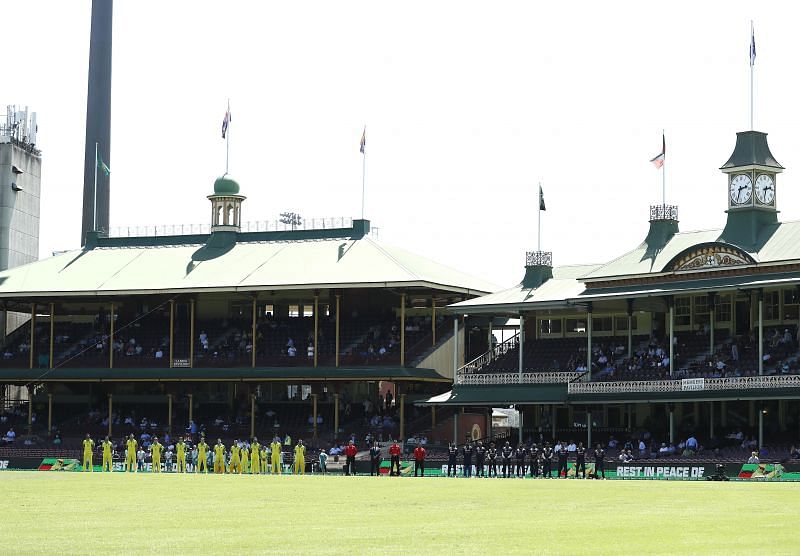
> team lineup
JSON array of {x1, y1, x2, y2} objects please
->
[
  {"x1": 79, "y1": 433, "x2": 607, "y2": 478},
  {"x1": 81, "y1": 433, "x2": 308, "y2": 474}
]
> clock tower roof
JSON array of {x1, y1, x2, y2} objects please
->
[{"x1": 720, "y1": 130, "x2": 783, "y2": 171}]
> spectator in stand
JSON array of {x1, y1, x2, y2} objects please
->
[
  {"x1": 685, "y1": 435, "x2": 698, "y2": 455},
  {"x1": 790, "y1": 446, "x2": 800, "y2": 459},
  {"x1": 413, "y1": 443, "x2": 426, "y2": 477},
  {"x1": 4, "y1": 427, "x2": 15, "y2": 444},
  {"x1": 747, "y1": 451, "x2": 760, "y2": 464},
  {"x1": 638, "y1": 439, "x2": 647, "y2": 457}
]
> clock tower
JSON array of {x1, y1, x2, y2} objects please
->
[{"x1": 719, "y1": 130, "x2": 783, "y2": 248}]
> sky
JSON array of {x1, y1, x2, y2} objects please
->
[{"x1": 6, "y1": 1, "x2": 800, "y2": 290}]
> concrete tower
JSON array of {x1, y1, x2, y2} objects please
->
[{"x1": 81, "y1": 0, "x2": 113, "y2": 244}]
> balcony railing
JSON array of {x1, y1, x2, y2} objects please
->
[
  {"x1": 457, "y1": 332, "x2": 519, "y2": 375},
  {"x1": 457, "y1": 371, "x2": 581, "y2": 385},
  {"x1": 107, "y1": 217, "x2": 355, "y2": 238},
  {"x1": 568, "y1": 374, "x2": 800, "y2": 395}
]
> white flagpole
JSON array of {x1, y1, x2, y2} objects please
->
[
  {"x1": 537, "y1": 182, "x2": 542, "y2": 252},
  {"x1": 94, "y1": 141, "x2": 98, "y2": 231},
  {"x1": 361, "y1": 126, "x2": 366, "y2": 220},
  {"x1": 662, "y1": 129, "x2": 666, "y2": 207},
  {"x1": 750, "y1": 21, "x2": 754, "y2": 130},
  {"x1": 226, "y1": 99, "x2": 230, "y2": 175}
]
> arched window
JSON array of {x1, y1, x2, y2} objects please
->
[
  {"x1": 216, "y1": 205, "x2": 223, "y2": 226},
  {"x1": 227, "y1": 204, "x2": 234, "y2": 225}
]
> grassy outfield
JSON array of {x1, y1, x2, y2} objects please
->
[{"x1": 0, "y1": 472, "x2": 797, "y2": 555}]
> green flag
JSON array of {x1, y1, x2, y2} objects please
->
[{"x1": 97, "y1": 151, "x2": 110, "y2": 176}]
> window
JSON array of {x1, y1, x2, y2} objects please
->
[
  {"x1": 716, "y1": 294, "x2": 732, "y2": 323},
  {"x1": 539, "y1": 318, "x2": 562, "y2": 335},
  {"x1": 675, "y1": 297, "x2": 691, "y2": 326},
  {"x1": 264, "y1": 304, "x2": 274, "y2": 318},
  {"x1": 592, "y1": 316, "x2": 613, "y2": 332},
  {"x1": 615, "y1": 315, "x2": 638, "y2": 331},
  {"x1": 303, "y1": 305, "x2": 314, "y2": 318},
  {"x1": 288, "y1": 304, "x2": 300, "y2": 318},
  {"x1": 566, "y1": 319, "x2": 586, "y2": 334},
  {"x1": 783, "y1": 290, "x2": 799, "y2": 321},
  {"x1": 764, "y1": 291, "x2": 779, "y2": 320},
  {"x1": 693, "y1": 295, "x2": 710, "y2": 326}
]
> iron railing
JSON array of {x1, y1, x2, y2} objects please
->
[
  {"x1": 107, "y1": 217, "x2": 355, "y2": 238},
  {"x1": 457, "y1": 332, "x2": 519, "y2": 375},
  {"x1": 457, "y1": 371, "x2": 581, "y2": 385},
  {"x1": 649, "y1": 204, "x2": 679, "y2": 222},
  {"x1": 568, "y1": 374, "x2": 800, "y2": 394},
  {"x1": 525, "y1": 251, "x2": 553, "y2": 267}
]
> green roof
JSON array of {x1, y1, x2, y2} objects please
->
[
  {"x1": 0, "y1": 235, "x2": 496, "y2": 298},
  {"x1": 213, "y1": 175, "x2": 241, "y2": 195},
  {"x1": 0, "y1": 366, "x2": 449, "y2": 383}
]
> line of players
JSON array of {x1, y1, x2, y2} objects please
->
[
  {"x1": 443, "y1": 440, "x2": 608, "y2": 478},
  {"x1": 81, "y1": 433, "x2": 308, "y2": 474}
]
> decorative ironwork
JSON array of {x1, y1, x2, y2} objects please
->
[
  {"x1": 107, "y1": 217, "x2": 355, "y2": 238},
  {"x1": 649, "y1": 204, "x2": 679, "y2": 222},
  {"x1": 664, "y1": 242, "x2": 755, "y2": 272},
  {"x1": 457, "y1": 372, "x2": 581, "y2": 385},
  {"x1": 567, "y1": 374, "x2": 800, "y2": 395},
  {"x1": 525, "y1": 251, "x2": 553, "y2": 267}
]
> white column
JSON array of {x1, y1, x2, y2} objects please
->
[
  {"x1": 452, "y1": 316, "x2": 459, "y2": 383},
  {"x1": 518, "y1": 313, "x2": 525, "y2": 383},
  {"x1": 669, "y1": 299, "x2": 675, "y2": 377},
  {"x1": 758, "y1": 291, "x2": 764, "y2": 376},
  {"x1": 586, "y1": 303, "x2": 593, "y2": 382}
]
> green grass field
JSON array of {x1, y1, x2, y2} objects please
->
[{"x1": 0, "y1": 471, "x2": 797, "y2": 554}]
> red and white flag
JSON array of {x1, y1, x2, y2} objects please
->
[{"x1": 650, "y1": 133, "x2": 665, "y2": 169}]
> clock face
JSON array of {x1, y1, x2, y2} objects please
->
[
  {"x1": 729, "y1": 174, "x2": 753, "y2": 205},
  {"x1": 755, "y1": 174, "x2": 775, "y2": 205}
]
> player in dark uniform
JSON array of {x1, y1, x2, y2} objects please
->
[
  {"x1": 515, "y1": 443, "x2": 527, "y2": 477},
  {"x1": 369, "y1": 441, "x2": 382, "y2": 476},
  {"x1": 487, "y1": 442, "x2": 498, "y2": 478},
  {"x1": 542, "y1": 443, "x2": 554, "y2": 478},
  {"x1": 475, "y1": 441, "x2": 486, "y2": 478},
  {"x1": 447, "y1": 442, "x2": 458, "y2": 477},
  {"x1": 501, "y1": 441, "x2": 513, "y2": 478},
  {"x1": 575, "y1": 442, "x2": 587, "y2": 479},
  {"x1": 594, "y1": 444, "x2": 606, "y2": 479},
  {"x1": 529, "y1": 443, "x2": 540, "y2": 478},
  {"x1": 557, "y1": 444, "x2": 569, "y2": 478},
  {"x1": 462, "y1": 441, "x2": 474, "y2": 478}
]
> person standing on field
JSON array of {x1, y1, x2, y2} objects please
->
[
  {"x1": 101, "y1": 436, "x2": 113, "y2": 472},
  {"x1": 369, "y1": 441, "x2": 382, "y2": 476},
  {"x1": 150, "y1": 437, "x2": 163, "y2": 473},
  {"x1": 294, "y1": 440, "x2": 306, "y2": 474},
  {"x1": 318, "y1": 449, "x2": 328, "y2": 474},
  {"x1": 542, "y1": 443, "x2": 554, "y2": 478},
  {"x1": 260, "y1": 444, "x2": 268, "y2": 474},
  {"x1": 126, "y1": 434, "x2": 138, "y2": 472},
  {"x1": 575, "y1": 442, "x2": 586, "y2": 479},
  {"x1": 270, "y1": 436, "x2": 283, "y2": 474},
  {"x1": 196, "y1": 436, "x2": 209, "y2": 473},
  {"x1": 447, "y1": 442, "x2": 458, "y2": 477},
  {"x1": 594, "y1": 444, "x2": 606, "y2": 479},
  {"x1": 82, "y1": 433, "x2": 95, "y2": 472},
  {"x1": 557, "y1": 443, "x2": 568, "y2": 478},
  {"x1": 413, "y1": 444, "x2": 426, "y2": 477},
  {"x1": 176, "y1": 436, "x2": 187, "y2": 473},
  {"x1": 388, "y1": 439, "x2": 401, "y2": 476},
  {"x1": 214, "y1": 439, "x2": 226, "y2": 474},
  {"x1": 463, "y1": 441, "x2": 474, "y2": 478},
  {"x1": 229, "y1": 439, "x2": 240, "y2": 473},
  {"x1": 475, "y1": 441, "x2": 485, "y2": 478},
  {"x1": 344, "y1": 440, "x2": 358, "y2": 476},
  {"x1": 501, "y1": 441, "x2": 513, "y2": 478},
  {"x1": 250, "y1": 437, "x2": 261, "y2": 474}
]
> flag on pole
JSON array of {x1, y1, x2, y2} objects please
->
[
  {"x1": 750, "y1": 23, "x2": 756, "y2": 67},
  {"x1": 539, "y1": 185, "x2": 546, "y2": 211},
  {"x1": 650, "y1": 133, "x2": 665, "y2": 169},
  {"x1": 359, "y1": 127, "x2": 366, "y2": 154},
  {"x1": 222, "y1": 105, "x2": 231, "y2": 139},
  {"x1": 97, "y1": 151, "x2": 110, "y2": 176}
]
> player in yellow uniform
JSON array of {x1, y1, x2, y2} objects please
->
[
  {"x1": 82, "y1": 433, "x2": 95, "y2": 472},
  {"x1": 259, "y1": 444, "x2": 268, "y2": 474},
  {"x1": 293, "y1": 439, "x2": 306, "y2": 475},
  {"x1": 176, "y1": 437, "x2": 187, "y2": 473},
  {"x1": 250, "y1": 437, "x2": 261, "y2": 474},
  {"x1": 150, "y1": 437, "x2": 163, "y2": 473},
  {"x1": 125, "y1": 434, "x2": 138, "y2": 473},
  {"x1": 229, "y1": 439, "x2": 240, "y2": 473},
  {"x1": 214, "y1": 439, "x2": 226, "y2": 474},
  {"x1": 270, "y1": 437, "x2": 282, "y2": 474},
  {"x1": 196, "y1": 436, "x2": 209, "y2": 473},
  {"x1": 101, "y1": 436, "x2": 113, "y2": 472},
  {"x1": 240, "y1": 441, "x2": 250, "y2": 474}
]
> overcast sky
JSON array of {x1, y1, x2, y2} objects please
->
[{"x1": 6, "y1": 1, "x2": 800, "y2": 290}]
